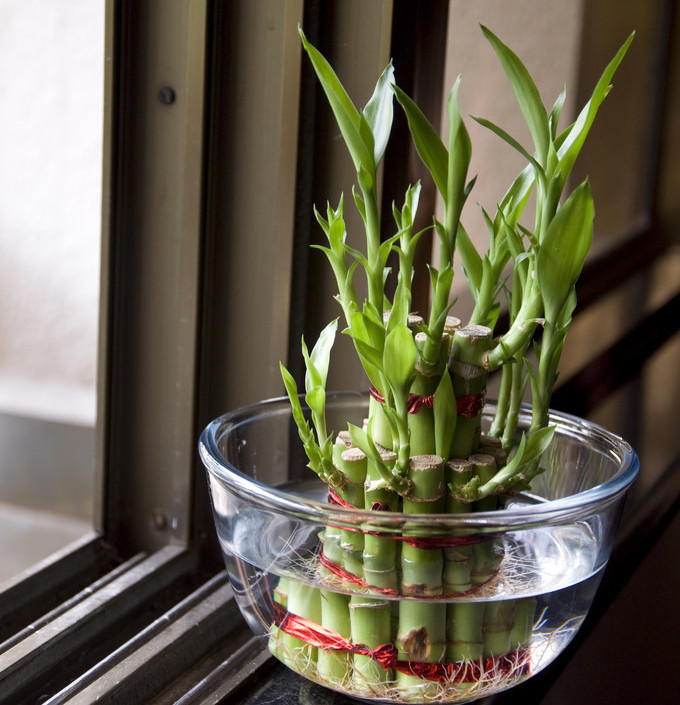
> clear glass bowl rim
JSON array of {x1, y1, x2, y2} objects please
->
[{"x1": 199, "y1": 390, "x2": 639, "y2": 531}]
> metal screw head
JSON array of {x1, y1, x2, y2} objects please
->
[{"x1": 158, "y1": 86, "x2": 176, "y2": 105}]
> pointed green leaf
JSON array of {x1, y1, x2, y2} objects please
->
[
  {"x1": 305, "y1": 385, "x2": 326, "y2": 425},
  {"x1": 299, "y1": 28, "x2": 374, "y2": 172},
  {"x1": 307, "y1": 319, "x2": 338, "y2": 388},
  {"x1": 456, "y1": 224, "x2": 483, "y2": 293},
  {"x1": 351, "y1": 337, "x2": 383, "y2": 372},
  {"x1": 481, "y1": 24, "x2": 551, "y2": 165},
  {"x1": 350, "y1": 309, "x2": 384, "y2": 350},
  {"x1": 496, "y1": 163, "x2": 535, "y2": 229},
  {"x1": 434, "y1": 369, "x2": 457, "y2": 459},
  {"x1": 383, "y1": 323, "x2": 417, "y2": 394},
  {"x1": 537, "y1": 180, "x2": 594, "y2": 324},
  {"x1": 393, "y1": 84, "x2": 448, "y2": 196},
  {"x1": 549, "y1": 85, "x2": 567, "y2": 139},
  {"x1": 363, "y1": 62, "x2": 395, "y2": 164},
  {"x1": 446, "y1": 76, "x2": 472, "y2": 227},
  {"x1": 556, "y1": 32, "x2": 634, "y2": 188},
  {"x1": 472, "y1": 115, "x2": 545, "y2": 183}
]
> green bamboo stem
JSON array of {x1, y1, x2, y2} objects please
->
[
  {"x1": 408, "y1": 373, "x2": 437, "y2": 457},
  {"x1": 444, "y1": 459, "x2": 475, "y2": 594},
  {"x1": 470, "y1": 453, "x2": 502, "y2": 586},
  {"x1": 363, "y1": 449, "x2": 400, "y2": 592},
  {"x1": 489, "y1": 354, "x2": 513, "y2": 438},
  {"x1": 401, "y1": 455, "x2": 446, "y2": 596},
  {"x1": 501, "y1": 361, "x2": 529, "y2": 448},
  {"x1": 338, "y1": 446, "x2": 368, "y2": 578},
  {"x1": 396, "y1": 600, "x2": 448, "y2": 698},
  {"x1": 317, "y1": 585, "x2": 353, "y2": 683},
  {"x1": 349, "y1": 596, "x2": 394, "y2": 692},
  {"x1": 510, "y1": 597, "x2": 537, "y2": 651},
  {"x1": 397, "y1": 455, "x2": 447, "y2": 698},
  {"x1": 404, "y1": 329, "x2": 443, "y2": 456},
  {"x1": 483, "y1": 600, "x2": 516, "y2": 658},
  {"x1": 368, "y1": 393, "x2": 393, "y2": 449},
  {"x1": 280, "y1": 579, "x2": 322, "y2": 672},
  {"x1": 449, "y1": 325, "x2": 493, "y2": 459},
  {"x1": 446, "y1": 602, "x2": 485, "y2": 663}
]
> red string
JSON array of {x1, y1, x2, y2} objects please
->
[
  {"x1": 327, "y1": 489, "x2": 495, "y2": 549},
  {"x1": 328, "y1": 488, "x2": 355, "y2": 508},
  {"x1": 369, "y1": 385, "x2": 435, "y2": 414},
  {"x1": 271, "y1": 602, "x2": 530, "y2": 683},
  {"x1": 455, "y1": 393, "x2": 486, "y2": 418},
  {"x1": 318, "y1": 547, "x2": 492, "y2": 599},
  {"x1": 369, "y1": 385, "x2": 484, "y2": 418}
]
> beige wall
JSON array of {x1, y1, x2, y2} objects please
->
[{"x1": 0, "y1": 1, "x2": 104, "y2": 426}]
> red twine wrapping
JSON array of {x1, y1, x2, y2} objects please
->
[
  {"x1": 271, "y1": 602, "x2": 530, "y2": 683},
  {"x1": 327, "y1": 488, "x2": 495, "y2": 549},
  {"x1": 318, "y1": 547, "x2": 492, "y2": 599},
  {"x1": 369, "y1": 385, "x2": 484, "y2": 418},
  {"x1": 455, "y1": 392, "x2": 486, "y2": 418},
  {"x1": 328, "y1": 488, "x2": 355, "y2": 509}
]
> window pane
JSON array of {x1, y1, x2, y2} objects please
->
[{"x1": 0, "y1": 0, "x2": 104, "y2": 579}]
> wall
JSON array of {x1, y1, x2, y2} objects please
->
[{"x1": 0, "y1": 0, "x2": 104, "y2": 427}]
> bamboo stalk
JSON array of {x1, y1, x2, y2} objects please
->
[
  {"x1": 483, "y1": 600, "x2": 516, "y2": 658},
  {"x1": 349, "y1": 596, "x2": 394, "y2": 692},
  {"x1": 510, "y1": 597, "x2": 537, "y2": 650},
  {"x1": 444, "y1": 459, "x2": 475, "y2": 594},
  {"x1": 446, "y1": 601, "x2": 485, "y2": 662},
  {"x1": 280, "y1": 580, "x2": 322, "y2": 672},
  {"x1": 409, "y1": 332, "x2": 453, "y2": 457},
  {"x1": 470, "y1": 454, "x2": 503, "y2": 588},
  {"x1": 397, "y1": 455, "x2": 447, "y2": 697},
  {"x1": 363, "y1": 449, "x2": 400, "y2": 592},
  {"x1": 317, "y1": 585, "x2": 353, "y2": 683},
  {"x1": 396, "y1": 599, "x2": 448, "y2": 699},
  {"x1": 449, "y1": 325, "x2": 493, "y2": 459},
  {"x1": 401, "y1": 455, "x2": 446, "y2": 596}
]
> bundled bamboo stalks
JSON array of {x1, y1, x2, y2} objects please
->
[{"x1": 274, "y1": 24, "x2": 633, "y2": 702}]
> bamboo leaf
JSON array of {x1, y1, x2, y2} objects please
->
[
  {"x1": 556, "y1": 32, "x2": 634, "y2": 187},
  {"x1": 522, "y1": 425, "x2": 556, "y2": 463},
  {"x1": 280, "y1": 364, "x2": 303, "y2": 420},
  {"x1": 481, "y1": 24, "x2": 551, "y2": 166},
  {"x1": 352, "y1": 186, "x2": 367, "y2": 222},
  {"x1": 496, "y1": 163, "x2": 535, "y2": 229},
  {"x1": 433, "y1": 369, "x2": 457, "y2": 459},
  {"x1": 307, "y1": 319, "x2": 338, "y2": 388},
  {"x1": 348, "y1": 421, "x2": 389, "y2": 474},
  {"x1": 393, "y1": 84, "x2": 448, "y2": 196},
  {"x1": 446, "y1": 76, "x2": 472, "y2": 225},
  {"x1": 351, "y1": 309, "x2": 384, "y2": 350},
  {"x1": 472, "y1": 115, "x2": 545, "y2": 183},
  {"x1": 305, "y1": 386, "x2": 326, "y2": 428},
  {"x1": 549, "y1": 86, "x2": 567, "y2": 139},
  {"x1": 301, "y1": 337, "x2": 321, "y2": 390},
  {"x1": 537, "y1": 180, "x2": 594, "y2": 325},
  {"x1": 363, "y1": 62, "x2": 395, "y2": 165},
  {"x1": 457, "y1": 224, "x2": 483, "y2": 293},
  {"x1": 299, "y1": 28, "x2": 374, "y2": 172},
  {"x1": 351, "y1": 337, "x2": 383, "y2": 372},
  {"x1": 383, "y1": 323, "x2": 417, "y2": 395}
]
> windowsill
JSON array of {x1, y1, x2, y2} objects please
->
[{"x1": 0, "y1": 502, "x2": 91, "y2": 582}]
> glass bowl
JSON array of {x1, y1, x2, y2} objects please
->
[{"x1": 199, "y1": 391, "x2": 638, "y2": 703}]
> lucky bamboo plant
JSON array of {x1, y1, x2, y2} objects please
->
[{"x1": 273, "y1": 25, "x2": 634, "y2": 701}]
